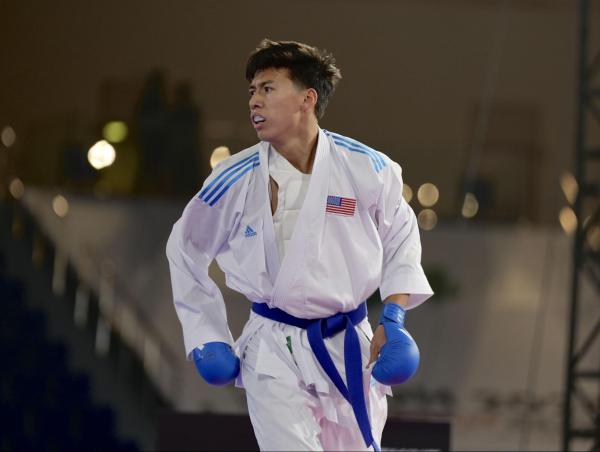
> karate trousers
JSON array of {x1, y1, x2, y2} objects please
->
[{"x1": 236, "y1": 311, "x2": 389, "y2": 451}]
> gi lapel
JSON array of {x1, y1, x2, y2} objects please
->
[
  {"x1": 271, "y1": 129, "x2": 331, "y2": 308},
  {"x1": 258, "y1": 141, "x2": 280, "y2": 286}
]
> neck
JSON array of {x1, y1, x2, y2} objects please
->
[{"x1": 271, "y1": 121, "x2": 320, "y2": 174}]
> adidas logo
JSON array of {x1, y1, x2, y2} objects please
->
[{"x1": 244, "y1": 226, "x2": 257, "y2": 237}]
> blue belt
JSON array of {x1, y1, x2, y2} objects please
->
[{"x1": 251, "y1": 302, "x2": 379, "y2": 451}]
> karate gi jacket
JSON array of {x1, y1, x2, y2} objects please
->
[{"x1": 166, "y1": 128, "x2": 433, "y2": 359}]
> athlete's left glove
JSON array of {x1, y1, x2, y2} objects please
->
[
  {"x1": 192, "y1": 342, "x2": 240, "y2": 386},
  {"x1": 372, "y1": 303, "x2": 420, "y2": 385}
]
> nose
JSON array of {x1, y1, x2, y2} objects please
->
[{"x1": 249, "y1": 92, "x2": 263, "y2": 110}]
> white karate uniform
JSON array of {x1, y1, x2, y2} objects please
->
[
  {"x1": 268, "y1": 145, "x2": 311, "y2": 261},
  {"x1": 166, "y1": 128, "x2": 433, "y2": 450}
]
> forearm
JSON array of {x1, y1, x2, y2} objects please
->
[
  {"x1": 167, "y1": 221, "x2": 233, "y2": 357},
  {"x1": 384, "y1": 293, "x2": 409, "y2": 308}
]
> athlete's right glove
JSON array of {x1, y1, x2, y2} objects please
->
[
  {"x1": 192, "y1": 342, "x2": 240, "y2": 386},
  {"x1": 372, "y1": 303, "x2": 420, "y2": 385}
]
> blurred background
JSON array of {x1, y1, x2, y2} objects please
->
[{"x1": 1, "y1": 0, "x2": 599, "y2": 450}]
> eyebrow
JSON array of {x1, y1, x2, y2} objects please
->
[{"x1": 249, "y1": 80, "x2": 274, "y2": 90}]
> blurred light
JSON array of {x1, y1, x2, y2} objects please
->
[
  {"x1": 402, "y1": 184, "x2": 413, "y2": 203},
  {"x1": 559, "y1": 206, "x2": 577, "y2": 235},
  {"x1": 1, "y1": 126, "x2": 16, "y2": 147},
  {"x1": 9, "y1": 178, "x2": 24, "y2": 199},
  {"x1": 417, "y1": 183, "x2": 439, "y2": 207},
  {"x1": 418, "y1": 209, "x2": 438, "y2": 231},
  {"x1": 560, "y1": 171, "x2": 578, "y2": 205},
  {"x1": 102, "y1": 121, "x2": 128, "y2": 143},
  {"x1": 87, "y1": 140, "x2": 116, "y2": 170},
  {"x1": 210, "y1": 146, "x2": 231, "y2": 169},
  {"x1": 462, "y1": 192, "x2": 479, "y2": 218},
  {"x1": 52, "y1": 194, "x2": 69, "y2": 218},
  {"x1": 587, "y1": 225, "x2": 600, "y2": 252}
]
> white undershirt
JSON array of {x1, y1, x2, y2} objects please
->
[{"x1": 268, "y1": 145, "x2": 311, "y2": 263}]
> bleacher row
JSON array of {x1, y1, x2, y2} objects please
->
[{"x1": 0, "y1": 252, "x2": 138, "y2": 451}]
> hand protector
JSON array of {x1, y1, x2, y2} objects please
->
[
  {"x1": 372, "y1": 303, "x2": 420, "y2": 385},
  {"x1": 192, "y1": 342, "x2": 240, "y2": 386}
]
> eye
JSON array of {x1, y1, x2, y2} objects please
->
[
  {"x1": 248, "y1": 89, "x2": 255, "y2": 96},
  {"x1": 264, "y1": 86, "x2": 273, "y2": 93}
]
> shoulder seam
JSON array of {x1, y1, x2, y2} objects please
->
[
  {"x1": 198, "y1": 151, "x2": 260, "y2": 206},
  {"x1": 325, "y1": 131, "x2": 387, "y2": 173}
]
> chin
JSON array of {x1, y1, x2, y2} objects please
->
[{"x1": 256, "y1": 129, "x2": 276, "y2": 143}]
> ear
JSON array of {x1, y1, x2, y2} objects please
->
[{"x1": 302, "y1": 88, "x2": 318, "y2": 115}]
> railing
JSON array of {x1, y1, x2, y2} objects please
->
[{"x1": 2, "y1": 193, "x2": 182, "y2": 409}]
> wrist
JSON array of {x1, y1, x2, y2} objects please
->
[
  {"x1": 384, "y1": 293, "x2": 409, "y2": 308},
  {"x1": 193, "y1": 342, "x2": 231, "y2": 360},
  {"x1": 379, "y1": 303, "x2": 406, "y2": 327}
]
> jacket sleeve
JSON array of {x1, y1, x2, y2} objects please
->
[
  {"x1": 166, "y1": 169, "x2": 241, "y2": 359},
  {"x1": 376, "y1": 160, "x2": 434, "y2": 309}
]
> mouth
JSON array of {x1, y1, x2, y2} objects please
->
[{"x1": 251, "y1": 114, "x2": 266, "y2": 129}]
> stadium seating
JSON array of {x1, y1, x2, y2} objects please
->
[{"x1": 0, "y1": 251, "x2": 138, "y2": 451}]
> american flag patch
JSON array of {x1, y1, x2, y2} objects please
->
[{"x1": 326, "y1": 195, "x2": 357, "y2": 216}]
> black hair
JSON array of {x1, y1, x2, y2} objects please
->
[{"x1": 245, "y1": 39, "x2": 342, "y2": 120}]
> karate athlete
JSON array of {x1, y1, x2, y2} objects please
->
[{"x1": 166, "y1": 39, "x2": 433, "y2": 451}]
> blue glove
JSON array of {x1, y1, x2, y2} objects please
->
[
  {"x1": 192, "y1": 342, "x2": 240, "y2": 386},
  {"x1": 372, "y1": 303, "x2": 420, "y2": 385}
]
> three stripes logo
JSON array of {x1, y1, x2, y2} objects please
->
[
  {"x1": 325, "y1": 131, "x2": 387, "y2": 173},
  {"x1": 244, "y1": 226, "x2": 257, "y2": 238},
  {"x1": 198, "y1": 152, "x2": 260, "y2": 206}
]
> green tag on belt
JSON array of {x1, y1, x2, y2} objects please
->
[{"x1": 286, "y1": 335, "x2": 293, "y2": 354}]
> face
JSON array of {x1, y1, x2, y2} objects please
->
[{"x1": 248, "y1": 67, "x2": 308, "y2": 144}]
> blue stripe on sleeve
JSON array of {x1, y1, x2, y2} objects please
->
[
  {"x1": 327, "y1": 132, "x2": 386, "y2": 171},
  {"x1": 201, "y1": 155, "x2": 259, "y2": 204},
  {"x1": 330, "y1": 132, "x2": 386, "y2": 170},
  {"x1": 209, "y1": 160, "x2": 260, "y2": 206},
  {"x1": 329, "y1": 137, "x2": 381, "y2": 172},
  {"x1": 198, "y1": 152, "x2": 260, "y2": 200},
  {"x1": 331, "y1": 139, "x2": 379, "y2": 171},
  {"x1": 338, "y1": 133, "x2": 386, "y2": 170}
]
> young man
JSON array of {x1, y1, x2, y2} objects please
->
[{"x1": 166, "y1": 39, "x2": 433, "y2": 451}]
